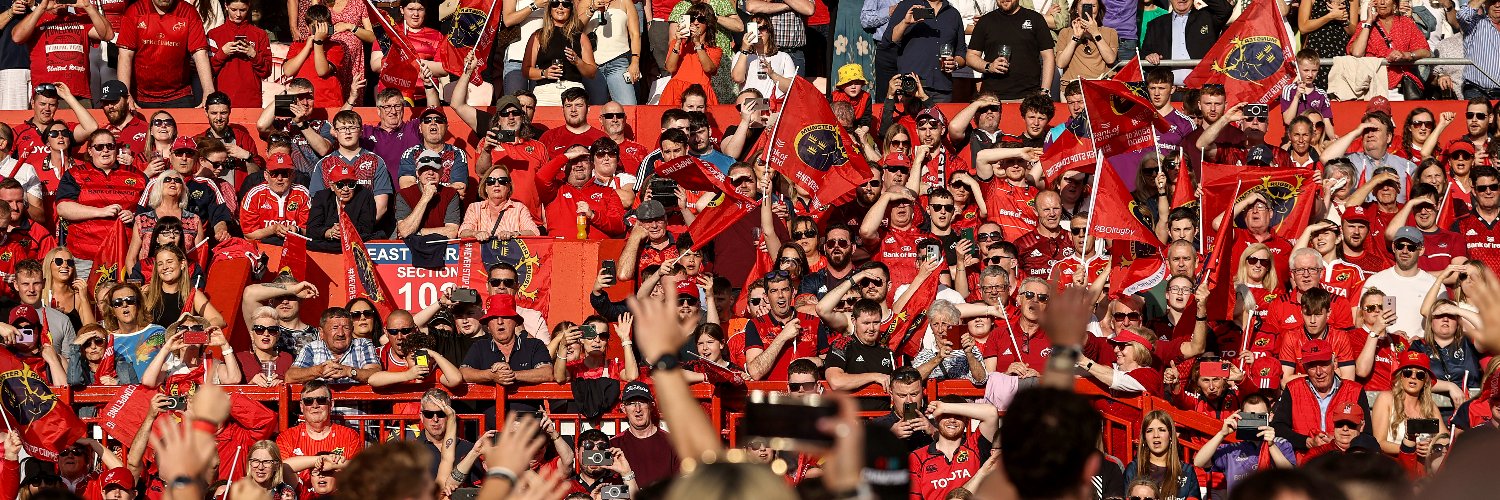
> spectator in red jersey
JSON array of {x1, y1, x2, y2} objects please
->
[
  {"x1": 281, "y1": 6, "x2": 345, "y2": 109},
  {"x1": 240, "y1": 152, "x2": 312, "y2": 246},
  {"x1": 745, "y1": 271, "x2": 825, "y2": 381},
  {"x1": 1334, "y1": 204, "x2": 1389, "y2": 276},
  {"x1": 598, "y1": 102, "x2": 647, "y2": 170},
  {"x1": 55, "y1": 128, "x2": 145, "y2": 279},
  {"x1": 1345, "y1": 166, "x2": 1405, "y2": 230},
  {"x1": 1351, "y1": 288, "x2": 1409, "y2": 395},
  {"x1": 1275, "y1": 286, "x2": 1357, "y2": 382},
  {"x1": 11, "y1": 0, "x2": 111, "y2": 108},
  {"x1": 471, "y1": 96, "x2": 548, "y2": 228},
  {"x1": 857, "y1": 188, "x2": 933, "y2": 286},
  {"x1": 205, "y1": 0, "x2": 269, "y2": 109},
  {"x1": 238, "y1": 306, "x2": 292, "y2": 386},
  {"x1": 974, "y1": 143, "x2": 1041, "y2": 242},
  {"x1": 393, "y1": 155, "x2": 462, "y2": 239},
  {"x1": 277, "y1": 381, "x2": 366, "y2": 476},
  {"x1": 1165, "y1": 356, "x2": 1242, "y2": 421},
  {"x1": 536, "y1": 145, "x2": 626, "y2": 238},
  {"x1": 589, "y1": 138, "x2": 635, "y2": 208},
  {"x1": 1216, "y1": 191, "x2": 1294, "y2": 281},
  {"x1": 116, "y1": 0, "x2": 214, "y2": 108},
  {"x1": 1076, "y1": 326, "x2": 1163, "y2": 396},
  {"x1": 1196, "y1": 102, "x2": 1294, "y2": 168},
  {"x1": 1015, "y1": 191, "x2": 1071, "y2": 280},
  {"x1": 367, "y1": 310, "x2": 463, "y2": 390},
  {"x1": 97, "y1": 81, "x2": 147, "y2": 159},
  {"x1": 1271, "y1": 339, "x2": 1372, "y2": 453},
  {"x1": 10, "y1": 83, "x2": 95, "y2": 159},
  {"x1": 397, "y1": 108, "x2": 470, "y2": 194},
  {"x1": 18, "y1": 120, "x2": 85, "y2": 200},
  {"x1": 990, "y1": 277, "x2": 1051, "y2": 373},
  {"x1": 539, "y1": 88, "x2": 606, "y2": 155},
  {"x1": 374, "y1": 0, "x2": 449, "y2": 103},
  {"x1": 907, "y1": 108, "x2": 970, "y2": 190},
  {"x1": 907, "y1": 397, "x2": 999, "y2": 499},
  {"x1": 1453, "y1": 165, "x2": 1500, "y2": 270}
]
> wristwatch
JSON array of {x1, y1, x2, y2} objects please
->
[
  {"x1": 167, "y1": 476, "x2": 200, "y2": 490},
  {"x1": 653, "y1": 354, "x2": 681, "y2": 371}
]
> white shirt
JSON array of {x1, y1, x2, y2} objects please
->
[
  {"x1": 1170, "y1": 12, "x2": 1192, "y2": 84},
  {"x1": 733, "y1": 51, "x2": 798, "y2": 100},
  {"x1": 0, "y1": 156, "x2": 43, "y2": 200},
  {"x1": 1362, "y1": 268, "x2": 1437, "y2": 338}
]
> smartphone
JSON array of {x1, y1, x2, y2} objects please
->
[
  {"x1": 600, "y1": 485, "x2": 628, "y2": 499},
  {"x1": 600, "y1": 259, "x2": 617, "y2": 285},
  {"x1": 960, "y1": 227, "x2": 978, "y2": 258},
  {"x1": 496, "y1": 128, "x2": 517, "y2": 143},
  {"x1": 13, "y1": 328, "x2": 34, "y2": 345},
  {"x1": 745, "y1": 97, "x2": 769, "y2": 112},
  {"x1": 679, "y1": 14, "x2": 691, "y2": 34},
  {"x1": 581, "y1": 449, "x2": 613, "y2": 466},
  {"x1": 1236, "y1": 412, "x2": 1267, "y2": 440},
  {"x1": 1200, "y1": 359, "x2": 1230, "y2": 378},
  {"x1": 922, "y1": 243, "x2": 942, "y2": 263},
  {"x1": 274, "y1": 93, "x2": 296, "y2": 118},
  {"x1": 1384, "y1": 296, "x2": 1397, "y2": 311},
  {"x1": 745, "y1": 21, "x2": 760, "y2": 44},
  {"x1": 911, "y1": 6, "x2": 932, "y2": 20},
  {"x1": 580, "y1": 324, "x2": 598, "y2": 339},
  {"x1": 451, "y1": 287, "x2": 480, "y2": 304},
  {"x1": 743, "y1": 391, "x2": 839, "y2": 449},
  {"x1": 234, "y1": 34, "x2": 247, "y2": 42},
  {"x1": 901, "y1": 401, "x2": 923, "y2": 420},
  {"x1": 941, "y1": 321, "x2": 965, "y2": 351},
  {"x1": 1081, "y1": 3, "x2": 1094, "y2": 17},
  {"x1": 414, "y1": 349, "x2": 431, "y2": 367},
  {"x1": 182, "y1": 331, "x2": 209, "y2": 345},
  {"x1": 1406, "y1": 418, "x2": 1440, "y2": 439}
]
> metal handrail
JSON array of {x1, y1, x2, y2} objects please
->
[{"x1": 1144, "y1": 57, "x2": 1473, "y2": 68}]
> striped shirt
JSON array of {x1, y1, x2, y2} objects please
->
[{"x1": 1458, "y1": 7, "x2": 1500, "y2": 88}]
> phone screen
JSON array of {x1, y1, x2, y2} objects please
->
[{"x1": 743, "y1": 392, "x2": 838, "y2": 449}]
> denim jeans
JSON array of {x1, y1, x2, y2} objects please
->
[
  {"x1": 502, "y1": 60, "x2": 534, "y2": 96},
  {"x1": 585, "y1": 54, "x2": 638, "y2": 105},
  {"x1": 1117, "y1": 38, "x2": 1138, "y2": 66}
]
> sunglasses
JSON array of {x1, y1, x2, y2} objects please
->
[
  {"x1": 1246, "y1": 256, "x2": 1271, "y2": 267},
  {"x1": 581, "y1": 441, "x2": 609, "y2": 450},
  {"x1": 58, "y1": 448, "x2": 87, "y2": 458},
  {"x1": 490, "y1": 277, "x2": 517, "y2": 288},
  {"x1": 349, "y1": 309, "x2": 378, "y2": 319},
  {"x1": 1452, "y1": 152, "x2": 1475, "y2": 160},
  {"x1": 162, "y1": 176, "x2": 184, "y2": 185},
  {"x1": 601, "y1": 112, "x2": 626, "y2": 120},
  {"x1": 856, "y1": 277, "x2": 884, "y2": 288},
  {"x1": 110, "y1": 296, "x2": 140, "y2": 307},
  {"x1": 387, "y1": 327, "x2": 416, "y2": 336},
  {"x1": 152, "y1": 118, "x2": 176, "y2": 127},
  {"x1": 1070, "y1": 227, "x2": 1086, "y2": 236},
  {"x1": 179, "y1": 324, "x2": 206, "y2": 333},
  {"x1": 499, "y1": 109, "x2": 526, "y2": 118},
  {"x1": 550, "y1": 0, "x2": 571, "y2": 7},
  {"x1": 840, "y1": 297, "x2": 859, "y2": 308},
  {"x1": 824, "y1": 238, "x2": 851, "y2": 249},
  {"x1": 1111, "y1": 312, "x2": 1142, "y2": 321},
  {"x1": 334, "y1": 180, "x2": 359, "y2": 190},
  {"x1": 1401, "y1": 368, "x2": 1428, "y2": 380},
  {"x1": 1333, "y1": 421, "x2": 1360, "y2": 430},
  {"x1": 692, "y1": 14, "x2": 710, "y2": 23},
  {"x1": 749, "y1": 297, "x2": 764, "y2": 306},
  {"x1": 1469, "y1": 112, "x2": 1489, "y2": 119},
  {"x1": 883, "y1": 166, "x2": 907, "y2": 174},
  {"x1": 1019, "y1": 291, "x2": 1049, "y2": 303},
  {"x1": 486, "y1": 176, "x2": 512, "y2": 186},
  {"x1": 1242, "y1": 116, "x2": 1267, "y2": 123},
  {"x1": 730, "y1": 176, "x2": 756, "y2": 186},
  {"x1": 1475, "y1": 183, "x2": 1500, "y2": 193},
  {"x1": 301, "y1": 396, "x2": 331, "y2": 406},
  {"x1": 53, "y1": 257, "x2": 73, "y2": 267},
  {"x1": 984, "y1": 256, "x2": 1007, "y2": 265},
  {"x1": 1362, "y1": 304, "x2": 1383, "y2": 312},
  {"x1": 83, "y1": 336, "x2": 107, "y2": 347},
  {"x1": 678, "y1": 296, "x2": 700, "y2": 307},
  {"x1": 976, "y1": 231, "x2": 1003, "y2": 242},
  {"x1": 1411, "y1": 120, "x2": 1434, "y2": 129},
  {"x1": 1394, "y1": 241, "x2": 1421, "y2": 252},
  {"x1": 777, "y1": 257, "x2": 803, "y2": 266},
  {"x1": 929, "y1": 203, "x2": 955, "y2": 213},
  {"x1": 861, "y1": 179, "x2": 882, "y2": 188},
  {"x1": 421, "y1": 116, "x2": 447, "y2": 124},
  {"x1": 889, "y1": 139, "x2": 911, "y2": 146},
  {"x1": 978, "y1": 105, "x2": 999, "y2": 114},
  {"x1": 251, "y1": 324, "x2": 280, "y2": 334},
  {"x1": 421, "y1": 410, "x2": 446, "y2": 419},
  {"x1": 788, "y1": 382, "x2": 819, "y2": 392},
  {"x1": 792, "y1": 229, "x2": 819, "y2": 240},
  {"x1": 44, "y1": 129, "x2": 69, "y2": 139},
  {"x1": 90, "y1": 143, "x2": 118, "y2": 152},
  {"x1": 267, "y1": 169, "x2": 293, "y2": 178}
]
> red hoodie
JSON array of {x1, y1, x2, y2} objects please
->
[
  {"x1": 207, "y1": 21, "x2": 272, "y2": 109},
  {"x1": 536, "y1": 155, "x2": 626, "y2": 238}
]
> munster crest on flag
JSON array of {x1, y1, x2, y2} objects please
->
[
  {"x1": 1080, "y1": 80, "x2": 1167, "y2": 157},
  {"x1": 441, "y1": 0, "x2": 502, "y2": 85},
  {"x1": 766, "y1": 77, "x2": 873, "y2": 211},
  {"x1": 340, "y1": 212, "x2": 395, "y2": 314},
  {"x1": 1185, "y1": 0, "x2": 1295, "y2": 104}
]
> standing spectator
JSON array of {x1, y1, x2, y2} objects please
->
[
  {"x1": 889, "y1": 0, "x2": 967, "y2": 101},
  {"x1": 1348, "y1": 0, "x2": 1431, "y2": 99},
  {"x1": 1453, "y1": 165, "x2": 1500, "y2": 269},
  {"x1": 610, "y1": 381, "x2": 679, "y2": 488},
  {"x1": 282, "y1": 7, "x2": 347, "y2": 109},
  {"x1": 1055, "y1": 0, "x2": 1117, "y2": 82},
  {"x1": 538, "y1": 88, "x2": 606, "y2": 154},
  {"x1": 276, "y1": 381, "x2": 366, "y2": 470},
  {"x1": 98, "y1": 81, "x2": 147, "y2": 159},
  {"x1": 393, "y1": 156, "x2": 461, "y2": 239},
  {"x1": 1298, "y1": 0, "x2": 1353, "y2": 89},
  {"x1": 459, "y1": 293, "x2": 554, "y2": 412},
  {"x1": 661, "y1": 4, "x2": 722, "y2": 106},
  {"x1": 374, "y1": 0, "x2": 449, "y2": 103},
  {"x1": 397, "y1": 108, "x2": 470, "y2": 193},
  {"x1": 1123, "y1": 410, "x2": 1200, "y2": 499},
  {"x1": 582, "y1": 0, "x2": 641, "y2": 105},
  {"x1": 1191, "y1": 395, "x2": 1297, "y2": 497},
  {"x1": 1456, "y1": 0, "x2": 1500, "y2": 98},
  {"x1": 0, "y1": 0, "x2": 29, "y2": 111},
  {"x1": 966, "y1": 0, "x2": 1054, "y2": 99},
  {"x1": 1140, "y1": 0, "x2": 1232, "y2": 83},
  {"x1": 116, "y1": 0, "x2": 215, "y2": 107},
  {"x1": 525, "y1": 0, "x2": 596, "y2": 106},
  {"x1": 196, "y1": 92, "x2": 260, "y2": 193},
  {"x1": 906, "y1": 398, "x2": 1000, "y2": 498},
  {"x1": 12, "y1": 83, "x2": 96, "y2": 159},
  {"x1": 731, "y1": 19, "x2": 796, "y2": 99},
  {"x1": 288, "y1": 0, "x2": 373, "y2": 102},
  {"x1": 206, "y1": 0, "x2": 269, "y2": 109},
  {"x1": 55, "y1": 128, "x2": 145, "y2": 279},
  {"x1": 362, "y1": 88, "x2": 429, "y2": 185},
  {"x1": 1322, "y1": 112, "x2": 1415, "y2": 203},
  {"x1": 864, "y1": 0, "x2": 906, "y2": 98},
  {"x1": 745, "y1": 0, "x2": 812, "y2": 75},
  {"x1": 11, "y1": 0, "x2": 112, "y2": 108}
]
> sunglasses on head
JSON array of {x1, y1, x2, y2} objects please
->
[
  {"x1": 110, "y1": 296, "x2": 140, "y2": 307},
  {"x1": 490, "y1": 277, "x2": 517, "y2": 288},
  {"x1": 549, "y1": 0, "x2": 570, "y2": 7},
  {"x1": 301, "y1": 396, "x2": 331, "y2": 406},
  {"x1": 1019, "y1": 291, "x2": 1049, "y2": 303}
]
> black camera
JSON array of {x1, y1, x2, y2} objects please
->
[
  {"x1": 165, "y1": 396, "x2": 189, "y2": 412},
  {"x1": 1236, "y1": 412, "x2": 1267, "y2": 440},
  {"x1": 896, "y1": 75, "x2": 918, "y2": 96},
  {"x1": 496, "y1": 128, "x2": 517, "y2": 143},
  {"x1": 581, "y1": 449, "x2": 613, "y2": 466},
  {"x1": 650, "y1": 178, "x2": 679, "y2": 208}
]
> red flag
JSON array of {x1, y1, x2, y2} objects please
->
[
  {"x1": 481, "y1": 237, "x2": 554, "y2": 317},
  {"x1": 686, "y1": 192, "x2": 760, "y2": 250},
  {"x1": 733, "y1": 236, "x2": 773, "y2": 316},
  {"x1": 1090, "y1": 160, "x2": 1166, "y2": 249},
  {"x1": 1199, "y1": 180, "x2": 1241, "y2": 320},
  {"x1": 1107, "y1": 241, "x2": 1167, "y2": 299},
  {"x1": 366, "y1": 0, "x2": 425, "y2": 91},
  {"x1": 766, "y1": 77, "x2": 874, "y2": 212},
  {"x1": 279, "y1": 231, "x2": 310, "y2": 280},
  {"x1": 88, "y1": 219, "x2": 129, "y2": 293},
  {"x1": 1041, "y1": 130, "x2": 1098, "y2": 185},
  {"x1": 1111, "y1": 56, "x2": 1144, "y2": 82},
  {"x1": 0, "y1": 347, "x2": 86, "y2": 461},
  {"x1": 879, "y1": 268, "x2": 940, "y2": 358},
  {"x1": 1274, "y1": 180, "x2": 1320, "y2": 241},
  {"x1": 340, "y1": 211, "x2": 397, "y2": 314},
  {"x1": 440, "y1": 0, "x2": 503, "y2": 85},
  {"x1": 1171, "y1": 158, "x2": 1197, "y2": 209},
  {"x1": 656, "y1": 155, "x2": 732, "y2": 193},
  {"x1": 1185, "y1": 0, "x2": 1295, "y2": 105},
  {"x1": 1081, "y1": 80, "x2": 1170, "y2": 157},
  {"x1": 1200, "y1": 164, "x2": 1316, "y2": 240},
  {"x1": 97, "y1": 385, "x2": 161, "y2": 448}
]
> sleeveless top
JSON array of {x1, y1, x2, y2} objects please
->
[
  {"x1": 588, "y1": 8, "x2": 632, "y2": 62},
  {"x1": 153, "y1": 290, "x2": 183, "y2": 327},
  {"x1": 536, "y1": 29, "x2": 584, "y2": 83}
]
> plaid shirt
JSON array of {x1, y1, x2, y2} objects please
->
[
  {"x1": 292, "y1": 338, "x2": 381, "y2": 383},
  {"x1": 765, "y1": 8, "x2": 807, "y2": 49}
]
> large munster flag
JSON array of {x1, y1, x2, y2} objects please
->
[
  {"x1": 1185, "y1": 0, "x2": 1296, "y2": 104},
  {"x1": 0, "y1": 348, "x2": 85, "y2": 461},
  {"x1": 340, "y1": 212, "x2": 397, "y2": 315},
  {"x1": 440, "y1": 0, "x2": 503, "y2": 85},
  {"x1": 1081, "y1": 80, "x2": 1169, "y2": 157},
  {"x1": 766, "y1": 77, "x2": 874, "y2": 212}
]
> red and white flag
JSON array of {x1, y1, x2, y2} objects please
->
[
  {"x1": 1081, "y1": 80, "x2": 1169, "y2": 157},
  {"x1": 1185, "y1": 0, "x2": 1296, "y2": 104},
  {"x1": 765, "y1": 77, "x2": 874, "y2": 212}
]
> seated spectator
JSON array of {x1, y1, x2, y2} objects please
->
[
  {"x1": 826, "y1": 299, "x2": 904, "y2": 390},
  {"x1": 907, "y1": 397, "x2": 1000, "y2": 499},
  {"x1": 311, "y1": 110, "x2": 393, "y2": 213},
  {"x1": 1192, "y1": 394, "x2": 1296, "y2": 498},
  {"x1": 1076, "y1": 326, "x2": 1164, "y2": 396},
  {"x1": 1272, "y1": 339, "x2": 1372, "y2": 454},
  {"x1": 458, "y1": 165, "x2": 541, "y2": 243},
  {"x1": 397, "y1": 108, "x2": 470, "y2": 193},
  {"x1": 1371, "y1": 351, "x2": 1455, "y2": 463},
  {"x1": 525, "y1": 0, "x2": 597, "y2": 106},
  {"x1": 240, "y1": 440, "x2": 286, "y2": 495},
  {"x1": 277, "y1": 381, "x2": 366, "y2": 472},
  {"x1": 459, "y1": 293, "x2": 553, "y2": 398},
  {"x1": 286, "y1": 307, "x2": 380, "y2": 384},
  {"x1": 393, "y1": 155, "x2": 462, "y2": 239},
  {"x1": 1123, "y1": 410, "x2": 1200, "y2": 499},
  {"x1": 241, "y1": 277, "x2": 322, "y2": 355},
  {"x1": 240, "y1": 152, "x2": 312, "y2": 246},
  {"x1": 1140, "y1": 0, "x2": 1232, "y2": 83},
  {"x1": 1054, "y1": 0, "x2": 1117, "y2": 82},
  {"x1": 306, "y1": 164, "x2": 379, "y2": 253},
  {"x1": 369, "y1": 310, "x2": 464, "y2": 389},
  {"x1": 869, "y1": 367, "x2": 935, "y2": 451},
  {"x1": 239, "y1": 306, "x2": 293, "y2": 387},
  {"x1": 611, "y1": 381, "x2": 679, "y2": 488},
  {"x1": 393, "y1": 389, "x2": 481, "y2": 484}
]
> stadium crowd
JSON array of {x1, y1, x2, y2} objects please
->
[{"x1": 0, "y1": 0, "x2": 1499, "y2": 498}]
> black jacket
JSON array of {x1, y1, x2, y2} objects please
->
[
  {"x1": 1141, "y1": 0, "x2": 1234, "y2": 61},
  {"x1": 307, "y1": 187, "x2": 379, "y2": 253}
]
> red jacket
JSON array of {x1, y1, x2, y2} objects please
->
[
  {"x1": 1285, "y1": 378, "x2": 1365, "y2": 441},
  {"x1": 536, "y1": 155, "x2": 625, "y2": 238},
  {"x1": 206, "y1": 21, "x2": 272, "y2": 109},
  {"x1": 213, "y1": 393, "x2": 278, "y2": 482}
]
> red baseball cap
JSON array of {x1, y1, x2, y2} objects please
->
[
  {"x1": 1366, "y1": 96, "x2": 1393, "y2": 116},
  {"x1": 674, "y1": 279, "x2": 699, "y2": 299},
  {"x1": 327, "y1": 165, "x2": 357, "y2": 184},
  {"x1": 1246, "y1": 356, "x2": 1282, "y2": 393},
  {"x1": 101, "y1": 467, "x2": 134, "y2": 490},
  {"x1": 1300, "y1": 339, "x2": 1334, "y2": 365},
  {"x1": 1395, "y1": 350, "x2": 1433, "y2": 379},
  {"x1": 882, "y1": 151, "x2": 912, "y2": 168},
  {"x1": 482, "y1": 293, "x2": 521, "y2": 322},
  {"x1": 1331, "y1": 401, "x2": 1364, "y2": 424},
  {"x1": 1449, "y1": 140, "x2": 1476, "y2": 156},
  {"x1": 1343, "y1": 204, "x2": 1371, "y2": 223},
  {"x1": 170, "y1": 135, "x2": 197, "y2": 152},
  {"x1": 266, "y1": 152, "x2": 295, "y2": 172},
  {"x1": 1107, "y1": 329, "x2": 1154, "y2": 354},
  {"x1": 8, "y1": 304, "x2": 39, "y2": 326}
]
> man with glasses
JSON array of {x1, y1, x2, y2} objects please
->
[
  {"x1": 286, "y1": 307, "x2": 381, "y2": 384},
  {"x1": 369, "y1": 311, "x2": 463, "y2": 388},
  {"x1": 1452, "y1": 98, "x2": 1491, "y2": 156},
  {"x1": 195, "y1": 93, "x2": 261, "y2": 191},
  {"x1": 1323, "y1": 112, "x2": 1416, "y2": 203},
  {"x1": 241, "y1": 152, "x2": 312, "y2": 245},
  {"x1": 1270, "y1": 339, "x2": 1372, "y2": 454},
  {"x1": 1195, "y1": 102, "x2": 1292, "y2": 169},
  {"x1": 487, "y1": 263, "x2": 548, "y2": 342},
  {"x1": 312, "y1": 110, "x2": 394, "y2": 223},
  {"x1": 11, "y1": 82, "x2": 96, "y2": 158},
  {"x1": 910, "y1": 109, "x2": 968, "y2": 189},
  {"x1": 277, "y1": 381, "x2": 366, "y2": 468},
  {"x1": 397, "y1": 108, "x2": 470, "y2": 197},
  {"x1": 395, "y1": 389, "x2": 481, "y2": 485},
  {"x1": 1014, "y1": 191, "x2": 1071, "y2": 280},
  {"x1": 598, "y1": 102, "x2": 647, "y2": 169},
  {"x1": 55, "y1": 128, "x2": 145, "y2": 279},
  {"x1": 947, "y1": 93, "x2": 1006, "y2": 158},
  {"x1": 1263, "y1": 249, "x2": 1355, "y2": 340},
  {"x1": 1216, "y1": 191, "x2": 1293, "y2": 282},
  {"x1": 991, "y1": 277, "x2": 1052, "y2": 373},
  {"x1": 745, "y1": 271, "x2": 825, "y2": 380},
  {"x1": 1453, "y1": 165, "x2": 1500, "y2": 269},
  {"x1": 539, "y1": 87, "x2": 605, "y2": 154},
  {"x1": 241, "y1": 275, "x2": 321, "y2": 355},
  {"x1": 1362, "y1": 227, "x2": 1438, "y2": 339},
  {"x1": 393, "y1": 154, "x2": 461, "y2": 239},
  {"x1": 363, "y1": 87, "x2": 437, "y2": 184},
  {"x1": 459, "y1": 293, "x2": 553, "y2": 407}
]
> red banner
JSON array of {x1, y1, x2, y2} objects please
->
[
  {"x1": 97, "y1": 385, "x2": 161, "y2": 449},
  {"x1": 1111, "y1": 56, "x2": 1143, "y2": 82},
  {"x1": 766, "y1": 77, "x2": 874, "y2": 212},
  {"x1": 1186, "y1": 0, "x2": 1295, "y2": 105},
  {"x1": 1081, "y1": 80, "x2": 1169, "y2": 157},
  {"x1": 88, "y1": 219, "x2": 129, "y2": 292},
  {"x1": 340, "y1": 211, "x2": 397, "y2": 315},
  {"x1": 1042, "y1": 130, "x2": 1098, "y2": 185},
  {"x1": 366, "y1": 0, "x2": 424, "y2": 91},
  {"x1": 686, "y1": 193, "x2": 759, "y2": 251},
  {"x1": 440, "y1": 0, "x2": 502, "y2": 85},
  {"x1": 478, "y1": 238, "x2": 555, "y2": 316},
  {"x1": 0, "y1": 348, "x2": 86, "y2": 461},
  {"x1": 656, "y1": 155, "x2": 732, "y2": 193},
  {"x1": 279, "y1": 231, "x2": 310, "y2": 281},
  {"x1": 1201, "y1": 164, "x2": 1315, "y2": 239},
  {"x1": 1090, "y1": 159, "x2": 1165, "y2": 249},
  {"x1": 879, "y1": 268, "x2": 940, "y2": 358}
]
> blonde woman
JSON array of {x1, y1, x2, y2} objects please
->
[
  {"x1": 1234, "y1": 243, "x2": 1280, "y2": 315},
  {"x1": 523, "y1": 0, "x2": 597, "y2": 105},
  {"x1": 41, "y1": 246, "x2": 93, "y2": 331},
  {"x1": 125, "y1": 170, "x2": 204, "y2": 275},
  {"x1": 141, "y1": 245, "x2": 225, "y2": 329},
  {"x1": 65, "y1": 324, "x2": 119, "y2": 386},
  {"x1": 140, "y1": 313, "x2": 241, "y2": 389},
  {"x1": 244, "y1": 440, "x2": 287, "y2": 493},
  {"x1": 1371, "y1": 352, "x2": 1452, "y2": 459},
  {"x1": 1123, "y1": 410, "x2": 1199, "y2": 500},
  {"x1": 1412, "y1": 299, "x2": 1485, "y2": 393}
]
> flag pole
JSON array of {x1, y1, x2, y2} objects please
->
[{"x1": 1077, "y1": 79, "x2": 1105, "y2": 248}]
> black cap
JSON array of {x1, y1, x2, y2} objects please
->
[
  {"x1": 622, "y1": 381, "x2": 653, "y2": 403},
  {"x1": 205, "y1": 91, "x2": 231, "y2": 107},
  {"x1": 100, "y1": 80, "x2": 128, "y2": 102}
]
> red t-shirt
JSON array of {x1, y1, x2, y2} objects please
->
[
  {"x1": 106, "y1": 113, "x2": 150, "y2": 159},
  {"x1": 1354, "y1": 329, "x2": 1410, "y2": 392},
  {"x1": 54, "y1": 163, "x2": 145, "y2": 261},
  {"x1": 1049, "y1": 254, "x2": 1106, "y2": 288},
  {"x1": 287, "y1": 41, "x2": 347, "y2": 108},
  {"x1": 873, "y1": 225, "x2": 935, "y2": 286},
  {"x1": 239, "y1": 184, "x2": 312, "y2": 235},
  {"x1": 1278, "y1": 329, "x2": 1359, "y2": 371},
  {"x1": 207, "y1": 20, "x2": 272, "y2": 108},
  {"x1": 276, "y1": 423, "x2": 365, "y2": 460},
  {"x1": 908, "y1": 431, "x2": 989, "y2": 499},
  {"x1": 981, "y1": 178, "x2": 1038, "y2": 241},
  {"x1": 1014, "y1": 230, "x2": 1073, "y2": 280},
  {"x1": 1452, "y1": 212, "x2": 1500, "y2": 270},
  {"x1": 116, "y1": 0, "x2": 209, "y2": 102},
  {"x1": 12, "y1": 120, "x2": 76, "y2": 159},
  {"x1": 27, "y1": 10, "x2": 93, "y2": 99},
  {"x1": 1226, "y1": 228, "x2": 1293, "y2": 284},
  {"x1": 388, "y1": 26, "x2": 446, "y2": 99},
  {"x1": 540, "y1": 126, "x2": 608, "y2": 156},
  {"x1": 489, "y1": 140, "x2": 548, "y2": 227},
  {"x1": 1419, "y1": 229, "x2": 1468, "y2": 272},
  {"x1": 618, "y1": 139, "x2": 648, "y2": 173},
  {"x1": 1320, "y1": 262, "x2": 1367, "y2": 301}
]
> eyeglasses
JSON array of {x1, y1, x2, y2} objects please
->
[
  {"x1": 334, "y1": 125, "x2": 361, "y2": 133},
  {"x1": 248, "y1": 458, "x2": 278, "y2": 467},
  {"x1": 788, "y1": 382, "x2": 819, "y2": 392},
  {"x1": 580, "y1": 441, "x2": 609, "y2": 450},
  {"x1": 860, "y1": 179, "x2": 882, "y2": 188},
  {"x1": 1475, "y1": 183, "x2": 1500, "y2": 193},
  {"x1": 252, "y1": 324, "x2": 280, "y2": 335},
  {"x1": 1411, "y1": 120, "x2": 1434, "y2": 129},
  {"x1": 1246, "y1": 256, "x2": 1271, "y2": 268},
  {"x1": 53, "y1": 257, "x2": 73, "y2": 267},
  {"x1": 301, "y1": 396, "x2": 331, "y2": 406},
  {"x1": 44, "y1": 129, "x2": 69, "y2": 139},
  {"x1": 421, "y1": 410, "x2": 446, "y2": 419},
  {"x1": 334, "y1": 180, "x2": 358, "y2": 190},
  {"x1": 1167, "y1": 286, "x2": 1194, "y2": 294},
  {"x1": 349, "y1": 309, "x2": 377, "y2": 319},
  {"x1": 387, "y1": 327, "x2": 416, "y2": 336},
  {"x1": 490, "y1": 277, "x2": 517, "y2": 288},
  {"x1": 840, "y1": 297, "x2": 859, "y2": 308},
  {"x1": 1019, "y1": 291, "x2": 1049, "y2": 303},
  {"x1": 730, "y1": 176, "x2": 756, "y2": 186},
  {"x1": 1468, "y1": 112, "x2": 1488, "y2": 119},
  {"x1": 90, "y1": 143, "x2": 118, "y2": 152},
  {"x1": 376, "y1": 103, "x2": 404, "y2": 111},
  {"x1": 792, "y1": 229, "x2": 819, "y2": 240},
  {"x1": 486, "y1": 176, "x2": 512, "y2": 186},
  {"x1": 1401, "y1": 368, "x2": 1428, "y2": 380},
  {"x1": 601, "y1": 112, "x2": 626, "y2": 120},
  {"x1": 110, "y1": 296, "x2": 140, "y2": 307},
  {"x1": 1242, "y1": 116, "x2": 1267, "y2": 123},
  {"x1": 928, "y1": 203, "x2": 954, "y2": 213},
  {"x1": 499, "y1": 109, "x2": 526, "y2": 117},
  {"x1": 1393, "y1": 241, "x2": 1421, "y2": 252},
  {"x1": 856, "y1": 277, "x2": 884, "y2": 288},
  {"x1": 824, "y1": 238, "x2": 851, "y2": 249},
  {"x1": 1290, "y1": 267, "x2": 1321, "y2": 276},
  {"x1": 1111, "y1": 312, "x2": 1142, "y2": 321},
  {"x1": 83, "y1": 337, "x2": 107, "y2": 347},
  {"x1": 692, "y1": 14, "x2": 710, "y2": 23},
  {"x1": 678, "y1": 296, "x2": 700, "y2": 307},
  {"x1": 976, "y1": 231, "x2": 1003, "y2": 242},
  {"x1": 162, "y1": 176, "x2": 184, "y2": 185}
]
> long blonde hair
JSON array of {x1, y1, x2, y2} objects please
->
[
  {"x1": 1389, "y1": 368, "x2": 1440, "y2": 437},
  {"x1": 39, "y1": 246, "x2": 70, "y2": 308},
  {"x1": 1134, "y1": 410, "x2": 1184, "y2": 499},
  {"x1": 536, "y1": 0, "x2": 585, "y2": 55},
  {"x1": 1234, "y1": 243, "x2": 1280, "y2": 292},
  {"x1": 246, "y1": 440, "x2": 284, "y2": 487}
]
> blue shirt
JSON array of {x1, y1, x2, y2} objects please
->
[
  {"x1": 1458, "y1": 6, "x2": 1500, "y2": 88},
  {"x1": 1210, "y1": 438, "x2": 1297, "y2": 496},
  {"x1": 0, "y1": 0, "x2": 29, "y2": 70},
  {"x1": 862, "y1": 0, "x2": 906, "y2": 42},
  {"x1": 694, "y1": 149, "x2": 736, "y2": 174}
]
